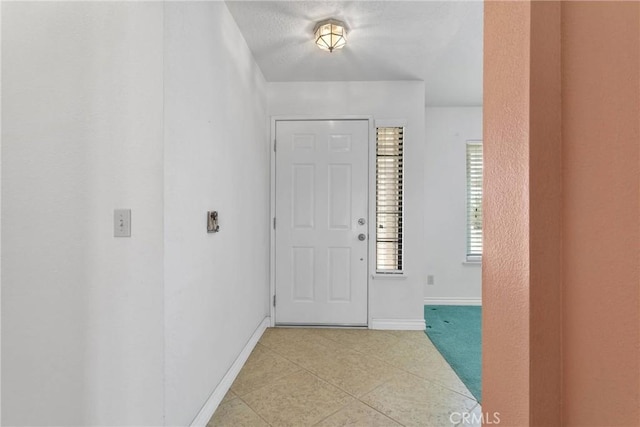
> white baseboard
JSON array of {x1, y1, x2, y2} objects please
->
[
  {"x1": 370, "y1": 318, "x2": 426, "y2": 330},
  {"x1": 190, "y1": 316, "x2": 270, "y2": 427},
  {"x1": 423, "y1": 297, "x2": 482, "y2": 306}
]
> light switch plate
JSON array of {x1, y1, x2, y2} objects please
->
[{"x1": 114, "y1": 209, "x2": 131, "y2": 237}]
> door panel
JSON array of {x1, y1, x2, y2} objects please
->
[
  {"x1": 328, "y1": 164, "x2": 352, "y2": 229},
  {"x1": 292, "y1": 165, "x2": 315, "y2": 228},
  {"x1": 275, "y1": 120, "x2": 369, "y2": 325}
]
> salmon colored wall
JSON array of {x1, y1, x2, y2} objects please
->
[
  {"x1": 483, "y1": 2, "x2": 531, "y2": 425},
  {"x1": 485, "y1": 1, "x2": 640, "y2": 425},
  {"x1": 561, "y1": 2, "x2": 640, "y2": 425},
  {"x1": 529, "y1": 1, "x2": 562, "y2": 425}
]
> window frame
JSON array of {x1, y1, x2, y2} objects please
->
[
  {"x1": 466, "y1": 140, "x2": 483, "y2": 263},
  {"x1": 375, "y1": 126, "x2": 405, "y2": 274}
]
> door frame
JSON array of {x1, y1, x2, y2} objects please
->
[{"x1": 269, "y1": 115, "x2": 375, "y2": 327}]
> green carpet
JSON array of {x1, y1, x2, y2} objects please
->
[{"x1": 424, "y1": 305, "x2": 481, "y2": 401}]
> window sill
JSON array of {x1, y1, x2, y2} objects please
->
[
  {"x1": 462, "y1": 260, "x2": 482, "y2": 266},
  {"x1": 371, "y1": 274, "x2": 408, "y2": 280}
]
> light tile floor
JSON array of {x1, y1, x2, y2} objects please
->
[{"x1": 208, "y1": 328, "x2": 481, "y2": 427}]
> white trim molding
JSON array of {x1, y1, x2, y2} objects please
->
[
  {"x1": 423, "y1": 297, "x2": 482, "y2": 306},
  {"x1": 190, "y1": 317, "x2": 270, "y2": 427},
  {"x1": 370, "y1": 318, "x2": 426, "y2": 330}
]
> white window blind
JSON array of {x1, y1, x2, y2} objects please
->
[
  {"x1": 466, "y1": 141, "x2": 483, "y2": 261},
  {"x1": 376, "y1": 127, "x2": 404, "y2": 273}
]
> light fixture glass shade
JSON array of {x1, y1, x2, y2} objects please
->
[{"x1": 314, "y1": 19, "x2": 347, "y2": 52}]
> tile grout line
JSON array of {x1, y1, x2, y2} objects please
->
[
  {"x1": 308, "y1": 331, "x2": 479, "y2": 409},
  {"x1": 209, "y1": 393, "x2": 272, "y2": 427},
  {"x1": 420, "y1": 333, "x2": 480, "y2": 402},
  {"x1": 232, "y1": 365, "x2": 304, "y2": 402},
  {"x1": 261, "y1": 335, "x2": 392, "y2": 397},
  {"x1": 300, "y1": 365, "x2": 405, "y2": 427},
  {"x1": 235, "y1": 341, "x2": 356, "y2": 426},
  {"x1": 234, "y1": 394, "x2": 274, "y2": 427},
  {"x1": 354, "y1": 379, "x2": 408, "y2": 427},
  {"x1": 346, "y1": 346, "x2": 477, "y2": 402},
  {"x1": 263, "y1": 330, "x2": 477, "y2": 403},
  {"x1": 254, "y1": 365, "x2": 353, "y2": 426},
  {"x1": 325, "y1": 336, "x2": 478, "y2": 403},
  {"x1": 229, "y1": 341, "x2": 312, "y2": 426},
  {"x1": 224, "y1": 330, "x2": 474, "y2": 426},
  {"x1": 260, "y1": 335, "x2": 405, "y2": 426},
  {"x1": 310, "y1": 400, "x2": 354, "y2": 426},
  {"x1": 453, "y1": 402, "x2": 482, "y2": 427},
  {"x1": 396, "y1": 366, "x2": 478, "y2": 403},
  {"x1": 228, "y1": 342, "x2": 313, "y2": 404},
  {"x1": 263, "y1": 333, "x2": 411, "y2": 427}
]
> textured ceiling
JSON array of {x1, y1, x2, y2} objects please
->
[{"x1": 225, "y1": 1, "x2": 483, "y2": 106}]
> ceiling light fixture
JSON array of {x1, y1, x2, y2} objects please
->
[{"x1": 314, "y1": 19, "x2": 347, "y2": 53}]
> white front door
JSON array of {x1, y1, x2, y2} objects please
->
[{"x1": 275, "y1": 119, "x2": 369, "y2": 325}]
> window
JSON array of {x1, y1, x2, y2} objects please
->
[
  {"x1": 466, "y1": 141, "x2": 483, "y2": 262},
  {"x1": 376, "y1": 127, "x2": 404, "y2": 273}
]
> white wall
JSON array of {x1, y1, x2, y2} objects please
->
[
  {"x1": 424, "y1": 107, "x2": 482, "y2": 302},
  {"x1": 268, "y1": 82, "x2": 425, "y2": 323},
  {"x1": 3, "y1": 2, "x2": 269, "y2": 425},
  {"x1": 2, "y1": 2, "x2": 165, "y2": 425},
  {"x1": 163, "y1": 3, "x2": 269, "y2": 425}
]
